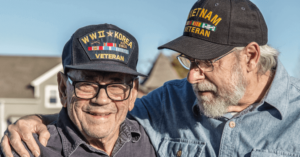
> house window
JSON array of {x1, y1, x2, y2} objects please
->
[
  {"x1": 49, "y1": 90, "x2": 57, "y2": 104},
  {"x1": 44, "y1": 85, "x2": 61, "y2": 108}
]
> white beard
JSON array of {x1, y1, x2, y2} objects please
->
[{"x1": 193, "y1": 62, "x2": 247, "y2": 118}]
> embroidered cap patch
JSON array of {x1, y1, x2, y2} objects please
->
[{"x1": 79, "y1": 29, "x2": 135, "y2": 63}]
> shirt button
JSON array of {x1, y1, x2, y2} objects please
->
[
  {"x1": 177, "y1": 150, "x2": 182, "y2": 157},
  {"x1": 229, "y1": 121, "x2": 236, "y2": 128}
]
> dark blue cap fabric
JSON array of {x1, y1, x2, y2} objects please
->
[
  {"x1": 62, "y1": 24, "x2": 146, "y2": 76},
  {"x1": 158, "y1": 0, "x2": 268, "y2": 60}
]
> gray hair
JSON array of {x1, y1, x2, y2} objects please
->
[{"x1": 235, "y1": 45, "x2": 279, "y2": 75}]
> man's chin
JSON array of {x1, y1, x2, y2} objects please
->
[
  {"x1": 199, "y1": 106, "x2": 226, "y2": 118},
  {"x1": 83, "y1": 127, "x2": 111, "y2": 139},
  {"x1": 197, "y1": 98, "x2": 228, "y2": 118}
]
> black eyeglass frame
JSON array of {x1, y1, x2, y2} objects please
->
[
  {"x1": 177, "y1": 48, "x2": 237, "y2": 72},
  {"x1": 67, "y1": 76, "x2": 138, "y2": 101}
]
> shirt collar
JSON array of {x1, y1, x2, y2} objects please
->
[
  {"x1": 122, "y1": 118, "x2": 141, "y2": 142},
  {"x1": 192, "y1": 60, "x2": 289, "y2": 120},
  {"x1": 56, "y1": 108, "x2": 141, "y2": 157},
  {"x1": 192, "y1": 101, "x2": 201, "y2": 117},
  {"x1": 264, "y1": 60, "x2": 289, "y2": 119}
]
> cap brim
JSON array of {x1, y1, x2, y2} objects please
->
[
  {"x1": 65, "y1": 63, "x2": 147, "y2": 77},
  {"x1": 158, "y1": 36, "x2": 235, "y2": 60}
]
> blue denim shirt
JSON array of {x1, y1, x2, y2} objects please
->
[{"x1": 129, "y1": 61, "x2": 300, "y2": 157}]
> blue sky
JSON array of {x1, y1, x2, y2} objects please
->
[{"x1": 1, "y1": 0, "x2": 299, "y2": 76}]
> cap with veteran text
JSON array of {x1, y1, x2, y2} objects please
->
[
  {"x1": 62, "y1": 24, "x2": 146, "y2": 76},
  {"x1": 158, "y1": 0, "x2": 268, "y2": 60}
]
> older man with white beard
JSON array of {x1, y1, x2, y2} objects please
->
[
  {"x1": 2, "y1": 0, "x2": 300, "y2": 156},
  {"x1": 191, "y1": 48, "x2": 248, "y2": 118}
]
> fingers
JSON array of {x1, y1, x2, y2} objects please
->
[
  {"x1": 19, "y1": 132, "x2": 40, "y2": 157},
  {"x1": 35, "y1": 125, "x2": 50, "y2": 147},
  {"x1": 2, "y1": 115, "x2": 48, "y2": 157},
  {"x1": 13, "y1": 119, "x2": 41, "y2": 157},
  {"x1": 7, "y1": 118, "x2": 42, "y2": 157},
  {"x1": 1, "y1": 134, "x2": 13, "y2": 157},
  {"x1": 7, "y1": 128, "x2": 30, "y2": 157}
]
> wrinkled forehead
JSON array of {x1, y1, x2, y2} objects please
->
[{"x1": 67, "y1": 69, "x2": 133, "y2": 82}]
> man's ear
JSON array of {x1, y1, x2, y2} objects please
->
[
  {"x1": 128, "y1": 79, "x2": 139, "y2": 111},
  {"x1": 244, "y1": 42, "x2": 260, "y2": 72},
  {"x1": 57, "y1": 72, "x2": 68, "y2": 108}
]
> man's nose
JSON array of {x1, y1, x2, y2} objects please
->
[
  {"x1": 187, "y1": 66, "x2": 205, "y2": 84},
  {"x1": 91, "y1": 88, "x2": 111, "y2": 105}
]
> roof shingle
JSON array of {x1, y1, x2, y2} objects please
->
[{"x1": 0, "y1": 55, "x2": 61, "y2": 98}]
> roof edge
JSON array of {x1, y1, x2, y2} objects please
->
[
  {"x1": 31, "y1": 63, "x2": 63, "y2": 87},
  {"x1": 31, "y1": 63, "x2": 63, "y2": 98}
]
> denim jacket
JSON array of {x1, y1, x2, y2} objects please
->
[{"x1": 129, "y1": 61, "x2": 300, "y2": 157}]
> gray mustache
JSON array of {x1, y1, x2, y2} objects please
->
[{"x1": 193, "y1": 81, "x2": 218, "y2": 93}]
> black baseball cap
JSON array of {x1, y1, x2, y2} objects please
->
[
  {"x1": 62, "y1": 24, "x2": 146, "y2": 76},
  {"x1": 158, "y1": 0, "x2": 268, "y2": 60}
]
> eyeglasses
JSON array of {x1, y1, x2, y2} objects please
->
[
  {"x1": 177, "y1": 48, "x2": 236, "y2": 72},
  {"x1": 67, "y1": 76, "x2": 137, "y2": 101}
]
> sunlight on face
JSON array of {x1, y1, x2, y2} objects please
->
[
  {"x1": 65, "y1": 70, "x2": 135, "y2": 142},
  {"x1": 193, "y1": 60, "x2": 247, "y2": 118}
]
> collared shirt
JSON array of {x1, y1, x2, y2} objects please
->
[
  {"x1": 129, "y1": 61, "x2": 300, "y2": 157},
  {"x1": 6, "y1": 108, "x2": 156, "y2": 157}
]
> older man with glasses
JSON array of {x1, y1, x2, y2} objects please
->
[
  {"x1": 0, "y1": 23, "x2": 156, "y2": 157},
  {"x1": 2, "y1": 0, "x2": 300, "y2": 156}
]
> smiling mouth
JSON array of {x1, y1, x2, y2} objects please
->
[{"x1": 86, "y1": 111, "x2": 111, "y2": 116}]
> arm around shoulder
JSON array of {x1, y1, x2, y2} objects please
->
[{"x1": 0, "y1": 113, "x2": 59, "y2": 157}]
